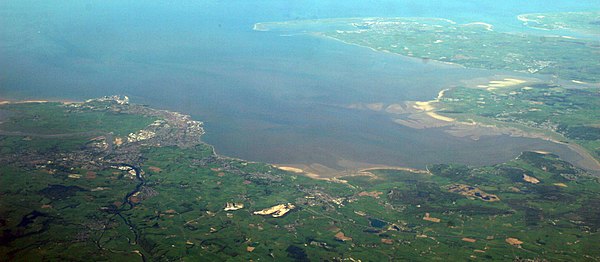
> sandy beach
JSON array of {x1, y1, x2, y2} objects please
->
[
  {"x1": 410, "y1": 88, "x2": 456, "y2": 122},
  {"x1": 0, "y1": 100, "x2": 49, "y2": 105},
  {"x1": 474, "y1": 78, "x2": 528, "y2": 91},
  {"x1": 462, "y1": 22, "x2": 494, "y2": 31},
  {"x1": 0, "y1": 98, "x2": 81, "y2": 105},
  {"x1": 383, "y1": 80, "x2": 600, "y2": 175}
]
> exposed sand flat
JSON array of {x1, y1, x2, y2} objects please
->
[
  {"x1": 252, "y1": 23, "x2": 268, "y2": 31},
  {"x1": 366, "y1": 103, "x2": 384, "y2": 111},
  {"x1": 359, "y1": 166, "x2": 430, "y2": 175},
  {"x1": 273, "y1": 164, "x2": 342, "y2": 181},
  {"x1": 22, "y1": 100, "x2": 50, "y2": 103},
  {"x1": 426, "y1": 112, "x2": 455, "y2": 122},
  {"x1": 479, "y1": 78, "x2": 528, "y2": 91},
  {"x1": 532, "y1": 150, "x2": 551, "y2": 154},
  {"x1": 391, "y1": 77, "x2": 600, "y2": 175},
  {"x1": 571, "y1": 80, "x2": 587, "y2": 84},
  {"x1": 461, "y1": 75, "x2": 540, "y2": 89},
  {"x1": 348, "y1": 102, "x2": 386, "y2": 112},
  {"x1": 410, "y1": 89, "x2": 456, "y2": 123},
  {"x1": 499, "y1": 78, "x2": 526, "y2": 84},
  {"x1": 275, "y1": 160, "x2": 430, "y2": 182},
  {"x1": 346, "y1": 103, "x2": 362, "y2": 110},
  {"x1": 413, "y1": 101, "x2": 434, "y2": 111},
  {"x1": 411, "y1": 89, "x2": 450, "y2": 111},
  {"x1": 393, "y1": 118, "x2": 431, "y2": 129},
  {"x1": 516, "y1": 14, "x2": 531, "y2": 22},
  {"x1": 392, "y1": 104, "x2": 456, "y2": 129},
  {"x1": 564, "y1": 143, "x2": 600, "y2": 175},
  {"x1": 435, "y1": 88, "x2": 448, "y2": 100},
  {"x1": 0, "y1": 98, "x2": 82, "y2": 105},
  {"x1": 274, "y1": 165, "x2": 337, "y2": 181},
  {"x1": 377, "y1": 93, "x2": 600, "y2": 175},
  {"x1": 0, "y1": 100, "x2": 49, "y2": 105},
  {"x1": 385, "y1": 103, "x2": 411, "y2": 114},
  {"x1": 463, "y1": 22, "x2": 494, "y2": 31},
  {"x1": 274, "y1": 166, "x2": 304, "y2": 173}
]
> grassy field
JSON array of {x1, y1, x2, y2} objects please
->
[
  {"x1": 2, "y1": 101, "x2": 600, "y2": 261},
  {"x1": 436, "y1": 82, "x2": 600, "y2": 161},
  {"x1": 519, "y1": 11, "x2": 600, "y2": 36},
  {"x1": 258, "y1": 13, "x2": 600, "y2": 82}
]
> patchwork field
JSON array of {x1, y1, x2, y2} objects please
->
[{"x1": 1, "y1": 99, "x2": 600, "y2": 261}]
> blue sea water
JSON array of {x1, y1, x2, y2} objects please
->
[{"x1": 1, "y1": 0, "x2": 598, "y2": 170}]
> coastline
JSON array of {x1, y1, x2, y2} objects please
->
[
  {"x1": 3, "y1": 94, "x2": 599, "y2": 178},
  {"x1": 0, "y1": 99, "x2": 50, "y2": 105},
  {"x1": 398, "y1": 86, "x2": 600, "y2": 175},
  {"x1": 253, "y1": 18, "x2": 600, "y2": 170},
  {"x1": 313, "y1": 33, "x2": 466, "y2": 69},
  {"x1": 340, "y1": 75, "x2": 600, "y2": 175},
  {"x1": 272, "y1": 162, "x2": 430, "y2": 182},
  {"x1": 0, "y1": 98, "x2": 79, "y2": 105}
]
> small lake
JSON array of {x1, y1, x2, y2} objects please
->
[{"x1": 369, "y1": 218, "x2": 388, "y2": 229}]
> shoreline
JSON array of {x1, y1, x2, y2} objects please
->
[
  {"x1": 0, "y1": 98, "x2": 79, "y2": 105},
  {"x1": 313, "y1": 33, "x2": 466, "y2": 69},
  {"x1": 3, "y1": 95, "x2": 598, "y2": 178},
  {"x1": 399, "y1": 84, "x2": 600, "y2": 175},
  {"x1": 0, "y1": 100, "x2": 51, "y2": 105},
  {"x1": 254, "y1": 17, "x2": 599, "y2": 169},
  {"x1": 272, "y1": 162, "x2": 430, "y2": 182}
]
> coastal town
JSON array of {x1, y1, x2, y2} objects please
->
[
  {"x1": 0, "y1": 96, "x2": 205, "y2": 171},
  {"x1": 2, "y1": 0, "x2": 600, "y2": 259},
  {"x1": 1, "y1": 97, "x2": 600, "y2": 261}
]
